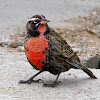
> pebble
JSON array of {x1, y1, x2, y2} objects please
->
[
  {"x1": 92, "y1": 21, "x2": 100, "y2": 25},
  {"x1": 91, "y1": 11, "x2": 97, "y2": 15},
  {"x1": 19, "y1": 32, "x2": 26, "y2": 37},
  {"x1": 84, "y1": 55, "x2": 100, "y2": 69},
  {"x1": 17, "y1": 46, "x2": 25, "y2": 52},
  {"x1": 10, "y1": 41, "x2": 24, "y2": 48}
]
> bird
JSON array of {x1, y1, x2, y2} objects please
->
[{"x1": 19, "y1": 15, "x2": 97, "y2": 87}]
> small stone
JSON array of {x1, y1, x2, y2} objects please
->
[
  {"x1": 0, "y1": 42, "x2": 6, "y2": 47},
  {"x1": 17, "y1": 46, "x2": 25, "y2": 52},
  {"x1": 21, "y1": 46, "x2": 25, "y2": 52},
  {"x1": 10, "y1": 42, "x2": 17, "y2": 48},
  {"x1": 92, "y1": 11, "x2": 97, "y2": 15},
  {"x1": 68, "y1": 73, "x2": 71, "y2": 75},
  {"x1": 10, "y1": 41, "x2": 24, "y2": 48},
  {"x1": 92, "y1": 21, "x2": 100, "y2": 25},
  {"x1": 19, "y1": 32, "x2": 26, "y2": 37},
  {"x1": 85, "y1": 55, "x2": 100, "y2": 69},
  {"x1": 17, "y1": 46, "x2": 21, "y2": 52}
]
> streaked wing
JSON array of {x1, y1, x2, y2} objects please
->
[{"x1": 47, "y1": 27, "x2": 78, "y2": 59}]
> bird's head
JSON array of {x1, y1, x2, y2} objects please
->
[
  {"x1": 26, "y1": 15, "x2": 50, "y2": 37},
  {"x1": 27, "y1": 15, "x2": 49, "y2": 30}
]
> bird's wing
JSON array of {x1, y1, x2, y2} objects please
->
[
  {"x1": 45, "y1": 27, "x2": 97, "y2": 79},
  {"x1": 47, "y1": 27, "x2": 80, "y2": 62}
]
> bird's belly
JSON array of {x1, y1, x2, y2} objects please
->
[
  {"x1": 25, "y1": 37, "x2": 49, "y2": 70},
  {"x1": 43, "y1": 55, "x2": 71, "y2": 75}
]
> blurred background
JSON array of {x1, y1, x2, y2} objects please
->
[{"x1": 0, "y1": 0, "x2": 100, "y2": 37}]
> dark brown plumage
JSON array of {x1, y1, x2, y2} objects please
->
[{"x1": 19, "y1": 15, "x2": 97, "y2": 87}]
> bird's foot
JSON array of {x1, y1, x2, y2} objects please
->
[
  {"x1": 43, "y1": 81, "x2": 61, "y2": 87},
  {"x1": 19, "y1": 79, "x2": 42, "y2": 84}
]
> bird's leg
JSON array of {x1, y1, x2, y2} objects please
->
[
  {"x1": 19, "y1": 70, "x2": 43, "y2": 84},
  {"x1": 43, "y1": 74, "x2": 60, "y2": 87}
]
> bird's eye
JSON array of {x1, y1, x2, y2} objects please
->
[{"x1": 34, "y1": 20, "x2": 40, "y2": 23}]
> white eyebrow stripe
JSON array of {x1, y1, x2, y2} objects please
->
[{"x1": 29, "y1": 18, "x2": 38, "y2": 21}]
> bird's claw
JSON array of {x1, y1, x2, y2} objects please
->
[
  {"x1": 19, "y1": 80, "x2": 32, "y2": 84},
  {"x1": 19, "y1": 79, "x2": 42, "y2": 84}
]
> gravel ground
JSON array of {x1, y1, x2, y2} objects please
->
[
  {"x1": 0, "y1": 0, "x2": 100, "y2": 100},
  {"x1": 0, "y1": 47, "x2": 100, "y2": 100}
]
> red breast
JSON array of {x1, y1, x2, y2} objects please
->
[{"x1": 25, "y1": 24, "x2": 50, "y2": 70}]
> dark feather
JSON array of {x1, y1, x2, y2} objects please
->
[{"x1": 44, "y1": 26, "x2": 97, "y2": 79}]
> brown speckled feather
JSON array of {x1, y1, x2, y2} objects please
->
[{"x1": 44, "y1": 27, "x2": 97, "y2": 79}]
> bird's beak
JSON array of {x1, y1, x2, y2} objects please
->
[{"x1": 40, "y1": 17, "x2": 50, "y2": 24}]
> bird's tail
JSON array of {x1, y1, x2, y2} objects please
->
[
  {"x1": 65, "y1": 59, "x2": 97, "y2": 79},
  {"x1": 82, "y1": 67, "x2": 97, "y2": 79}
]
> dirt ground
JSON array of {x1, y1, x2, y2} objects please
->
[{"x1": 0, "y1": 47, "x2": 100, "y2": 100}]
